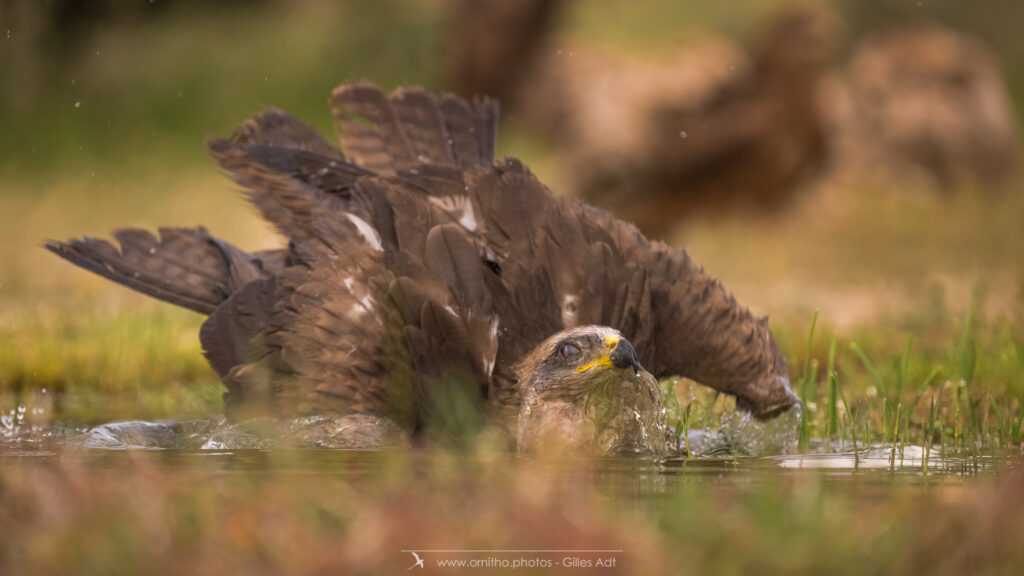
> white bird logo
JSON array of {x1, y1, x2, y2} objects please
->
[{"x1": 407, "y1": 551, "x2": 425, "y2": 570}]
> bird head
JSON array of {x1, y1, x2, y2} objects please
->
[{"x1": 514, "y1": 326, "x2": 667, "y2": 456}]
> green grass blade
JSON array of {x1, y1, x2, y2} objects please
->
[
  {"x1": 798, "y1": 312, "x2": 819, "y2": 451},
  {"x1": 851, "y1": 342, "x2": 887, "y2": 399},
  {"x1": 833, "y1": 368, "x2": 857, "y2": 466},
  {"x1": 827, "y1": 334, "x2": 838, "y2": 438},
  {"x1": 958, "y1": 283, "x2": 978, "y2": 387},
  {"x1": 897, "y1": 335, "x2": 913, "y2": 406}
]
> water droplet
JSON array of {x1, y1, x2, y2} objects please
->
[
  {"x1": 446, "y1": 138, "x2": 454, "y2": 145},
  {"x1": 679, "y1": 130, "x2": 688, "y2": 139},
  {"x1": 74, "y1": 101, "x2": 81, "y2": 109}
]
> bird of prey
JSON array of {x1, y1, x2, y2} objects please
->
[{"x1": 46, "y1": 82, "x2": 798, "y2": 454}]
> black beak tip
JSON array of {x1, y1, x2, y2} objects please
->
[{"x1": 610, "y1": 338, "x2": 641, "y2": 375}]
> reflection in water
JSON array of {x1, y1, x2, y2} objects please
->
[
  {"x1": 2, "y1": 415, "x2": 1016, "y2": 481},
  {"x1": 2, "y1": 399, "x2": 1018, "y2": 479},
  {"x1": 772, "y1": 446, "x2": 931, "y2": 470}
]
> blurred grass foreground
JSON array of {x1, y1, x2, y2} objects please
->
[{"x1": 2, "y1": 1, "x2": 1024, "y2": 574}]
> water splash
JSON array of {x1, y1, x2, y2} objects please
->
[
  {"x1": 76, "y1": 421, "x2": 183, "y2": 450},
  {"x1": 674, "y1": 404, "x2": 802, "y2": 457}
]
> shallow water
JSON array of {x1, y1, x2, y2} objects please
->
[{"x1": 3, "y1": 411, "x2": 1019, "y2": 482}]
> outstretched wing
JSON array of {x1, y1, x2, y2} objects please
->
[
  {"x1": 47, "y1": 81, "x2": 794, "y2": 423},
  {"x1": 218, "y1": 83, "x2": 792, "y2": 415},
  {"x1": 637, "y1": 242, "x2": 794, "y2": 415},
  {"x1": 45, "y1": 227, "x2": 270, "y2": 314},
  {"x1": 201, "y1": 94, "x2": 504, "y2": 425},
  {"x1": 466, "y1": 160, "x2": 795, "y2": 415}
]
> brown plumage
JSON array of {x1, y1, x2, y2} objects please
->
[
  {"x1": 46, "y1": 82, "x2": 797, "y2": 452},
  {"x1": 515, "y1": 326, "x2": 665, "y2": 454}
]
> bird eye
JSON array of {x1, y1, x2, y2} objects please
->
[{"x1": 560, "y1": 343, "x2": 580, "y2": 360}]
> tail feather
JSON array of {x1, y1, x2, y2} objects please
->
[
  {"x1": 390, "y1": 88, "x2": 457, "y2": 168},
  {"x1": 331, "y1": 82, "x2": 415, "y2": 176},
  {"x1": 438, "y1": 94, "x2": 498, "y2": 168},
  {"x1": 45, "y1": 227, "x2": 258, "y2": 315},
  {"x1": 331, "y1": 83, "x2": 498, "y2": 176}
]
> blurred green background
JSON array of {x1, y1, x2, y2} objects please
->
[
  {"x1": 4, "y1": 0, "x2": 1023, "y2": 178},
  {"x1": 2, "y1": 3, "x2": 1024, "y2": 575},
  {"x1": 1, "y1": 0, "x2": 1022, "y2": 422}
]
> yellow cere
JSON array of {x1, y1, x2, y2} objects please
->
[
  {"x1": 576, "y1": 334, "x2": 620, "y2": 373},
  {"x1": 605, "y1": 334, "x2": 620, "y2": 350}
]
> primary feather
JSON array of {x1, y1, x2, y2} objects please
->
[{"x1": 48, "y1": 82, "x2": 797, "y2": 436}]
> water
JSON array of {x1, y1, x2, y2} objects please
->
[
  {"x1": 3, "y1": 409, "x2": 1022, "y2": 575},
  {"x1": 2, "y1": 409, "x2": 1017, "y2": 480}
]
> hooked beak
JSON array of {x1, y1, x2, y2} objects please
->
[
  {"x1": 575, "y1": 333, "x2": 643, "y2": 375},
  {"x1": 609, "y1": 336, "x2": 641, "y2": 376}
]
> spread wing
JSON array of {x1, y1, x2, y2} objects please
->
[
  {"x1": 47, "y1": 81, "x2": 793, "y2": 423},
  {"x1": 44, "y1": 227, "x2": 272, "y2": 314},
  {"x1": 466, "y1": 160, "x2": 794, "y2": 415},
  {"x1": 221, "y1": 83, "x2": 793, "y2": 416},
  {"x1": 200, "y1": 96, "x2": 503, "y2": 426}
]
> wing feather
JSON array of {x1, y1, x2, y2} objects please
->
[{"x1": 45, "y1": 227, "x2": 260, "y2": 314}]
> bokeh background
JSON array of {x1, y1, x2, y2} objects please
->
[
  {"x1": 2, "y1": 2, "x2": 1024, "y2": 575},
  {"x1": 2, "y1": 0, "x2": 1022, "y2": 420}
]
